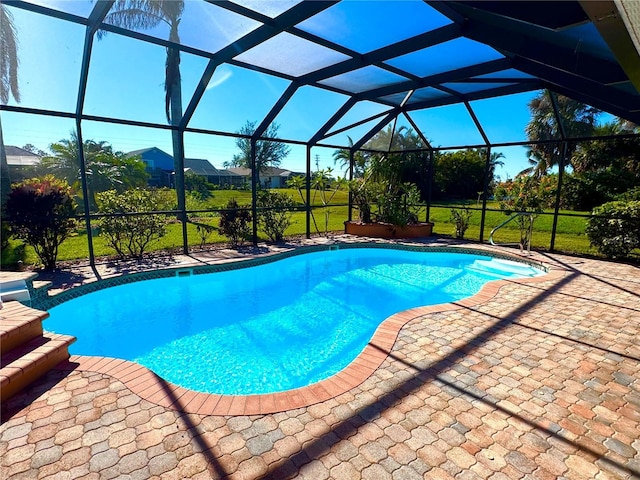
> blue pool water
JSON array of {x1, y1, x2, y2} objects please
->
[{"x1": 45, "y1": 248, "x2": 542, "y2": 395}]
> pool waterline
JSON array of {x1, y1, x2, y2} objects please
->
[{"x1": 45, "y1": 245, "x2": 545, "y2": 396}]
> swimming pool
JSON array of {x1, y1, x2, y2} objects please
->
[{"x1": 45, "y1": 247, "x2": 543, "y2": 395}]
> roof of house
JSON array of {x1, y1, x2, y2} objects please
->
[
  {"x1": 184, "y1": 158, "x2": 220, "y2": 176},
  {"x1": 126, "y1": 147, "x2": 172, "y2": 159},
  {"x1": 5, "y1": 146, "x2": 42, "y2": 166}
]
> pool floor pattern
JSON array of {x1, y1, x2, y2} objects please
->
[
  {"x1": 55, "y1": 268, "x2": 564, "y2": 417},
  {"x1": 1, "y1": 241, "x2": 639, "y2": 479}
]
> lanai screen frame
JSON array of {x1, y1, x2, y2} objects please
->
[{"x1": 2, "y1": 0, "x2": 640, "y2": 270}]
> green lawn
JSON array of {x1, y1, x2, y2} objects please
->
[
  {"x1": 427, "y1": 204, "x2": 599, "y2": 254},
  {"x1": 196, "y1": 188, "x2": 349, "y2": 209},
  {"x1": 2, "y1": 191, "x2": 635, "y2": 269},
  {"x1": 1, "y1": 202, "x2": 351, "y2": 268}
]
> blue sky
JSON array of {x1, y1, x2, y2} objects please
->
[{"x1": 2, "y1": 1, "x2": 566, "y2": 181}]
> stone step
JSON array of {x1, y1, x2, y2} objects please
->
[
  {"x1": 0, "y1": 332, "x2": 76, "y2": 402},
  {"x1": 32, "y1": 280, "x2": 52, "y2": 291},
  {"x1": 0, "y1": 301, "x2": 48, "y2": 355}
]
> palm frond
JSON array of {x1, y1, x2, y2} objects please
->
[
  {"x1": 0, "y1": 5, "x2": 20, "y2": 104},
  {"x1": 97, "y1": 0, "x2": 176, "y2": 39}
]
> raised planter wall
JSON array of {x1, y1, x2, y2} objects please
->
[{"x1": 344, "y1": 221, "x2": 433, "y2": 239}]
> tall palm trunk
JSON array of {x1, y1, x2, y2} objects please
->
[
  {"x1": 170, "y1": 87, "x2": 185, "y2": 219},
  {"x1": 167, "y1": 21, "x2": 185, "y2": 221},
  {"x1": 0, "y1": 116, "x2": 11, "y2": 213}
]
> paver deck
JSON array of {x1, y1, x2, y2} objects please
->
[{"x1": 1, "y1": 239, "x2": 639, "y2": 479}]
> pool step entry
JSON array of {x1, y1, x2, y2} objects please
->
[
  {"x1": 0, "y1": 301, "x2": 76, "y2": 403},
  {"x1": 0, "y1": 278, "x2": 31, "y2": 305},
  {"x1": 467, "y1": 259, "x2": 539, "y2": 279}
]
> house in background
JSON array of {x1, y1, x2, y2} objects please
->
[
  {"x1": 126, "y1": 147, "x2": 174, "y2": 187},
  {"x1": 184, "y1": 159, "x2": 243, "y2": 187},
  {"x1": 4, "y1": 146, "x2": 42, "y2": 182},
  {"x1": 227, "y1": 167, "x2": 301, "y2": 188},
  {"x1": 184, "y1": 158, "x2": 220, "y2": 183},
  {"x1": 125, "y1": 147, "x2": 248, "y2": 188}
]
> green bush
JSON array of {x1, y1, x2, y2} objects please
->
[
  {"x1": 218, "y1": 198, "x2": 252, "y2": 247},
  {"x1": 193, "y1": 221, "x2": 216, "y2": 248},
  {"x1": 450, "y1": 206, "x2": 472, "y2": 239},
  {"x1": 5, "y1": 176, "x2": 77, "y2": 270},
  {"x1": 97, "y1": 189, "x2": 167, "y2": 259},
  {"x1": 615, "y1": 187, "x2": 640, "y2": 202},
  {"x1": 562, "y1": 170, "x2": 636, "y2": 211},
  {"x1": 1, "y1": 221, "x2": 10, "y2": 252},
  {"x1": 495, "y1": 176, "x2": 556, "y2": 247},
  {"x1": 257, "y1": 190, "x2": 294, "y2": 242},
  {"x1": 586, "y1": 200, "x2": 640, "y2": 258},
  {"x1": 184, "y1": 172, "x2": 212, "y2": 199}
]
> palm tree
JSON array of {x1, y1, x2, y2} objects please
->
[
  {"x1": 332, "y1": 136, "x2": 368, "y2": 178},
  {"x1": 42, "y1": 130, "x2": 148, "y2": 209},
  {"x1": 0, "y1": 4, "x2": 20, "y2": 105},
  {"x1": 98, "y1": 0, "x2": 185, "y2": 215},
  {"x1": 1, "y1": 3, "x2": 21, "y2": 212},
  {"x1": 525, "y1": 92, "x2": 599, "y2": 177}
]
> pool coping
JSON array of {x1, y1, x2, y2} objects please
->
[{"x1": 52, "y1": 244, "x2": 566, "y2": 416}]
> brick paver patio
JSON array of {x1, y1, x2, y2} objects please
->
[{"x1": 1, "y1": 240, "x2": 639, "y2": 479}]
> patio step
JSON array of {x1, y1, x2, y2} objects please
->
[
  {"x1": 0, "y1": 301, "x2": 47, "y2": 355},
  {"x1": 0, "y1": 301, "x2": 75, "y2": 403}
]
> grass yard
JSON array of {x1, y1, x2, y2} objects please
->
[
  {"x1": 196, "y1": 188, "x2": 349, "y2": 209},
  {"x1": 2, "y1": 191, "x2": 635, "y2": 269},
  {"x1": 1, "y1": 203, "x2": 351, "y2": 268},
  {"x1": 427, "y1": 204, "x2": 599, "y2": 254}
]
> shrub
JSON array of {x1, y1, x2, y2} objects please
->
[
  {"x1": 5, "y1": 176, "x2": 77, "y2": 270},
  {"x1": 375, "y1": 181, "x2": 421, "y2": 227},
  {"x1": 193, "y1": 221, "x2": 216, "y2": 248},
  {"x1": 257, "y1": 190, "x2": 294, "y2": 242},
  {"x1": 348, "y1": 178, "x2": 381, "y2": 224},
  {"x1": 586, "y1": 200, "x2": 640, "y2": 258},
  {"x1": 1, "y1": 221, "x2": 10, "y2": 252},
  {"x1": 494, "y1": 176, "x2": 556, "y2": 247},
  {"x1": 97, "y1": 189, "x2": 167, "y2": 259},
  {"x1": 615, "y1": 186, "x2": 640, "y2": 202},
  {"x1": 562, "y1": 170, "x2": 635, "y2": 211},
  {"x1": 184, "y1": 172, "x2": 212, "y2": 199},
  {"x1": 450, "y1": 206, "x2": 472, "y2": 239},
  {"x1": 219, "y1": 198, "x2": 252, "y2": 247}
]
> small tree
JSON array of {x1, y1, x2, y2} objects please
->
[
  {"x1": 311, "y1": 168, "x2": 347, "y2": 236},
  {"x1": 218, "y1": 198, "x2": 252, "y2": 247},
  {"x1": 450, "y1": 206, "x2": 472, "y2": 239},
  {"x1": 286, "y1": 174, "x2": 321, "y2": 233},
  {"x1": 348, "y1": 177, "x2": 379, "y2": 224},
  {"x1": 224, "y1": 121, "x2": 290, "y2": 187},
  {"x1": 494, "y1": 175, "x2": 556, "y2": 247},
  {"x1": 184, "y1": 172, "x2": 211, "y2": 199},
  {"x1": 257, "y1": 190, "x2": 294, "y2": 242},
  {"x1": 586, "y1": 200, "x2": 640, "y2": 258},
  {"x1": 193, "y1": 222, "x2": 216, "y2": 248},
  {"x1": 97, "y1": 189, "x2": 167, "y2": 259},
  {"x1": 5, "y1": 176, "x2": 77, "y2": 269}
]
